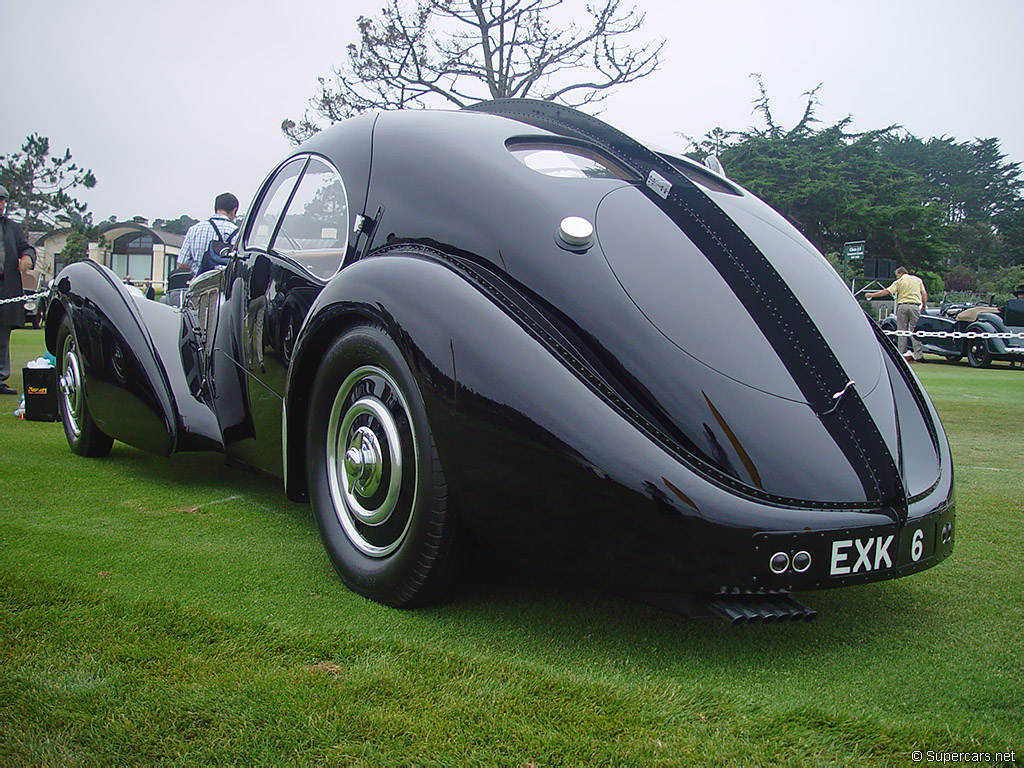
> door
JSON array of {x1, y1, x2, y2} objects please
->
[{"x1": 218, "y1": 154, "x2": 358, "y2": 474}]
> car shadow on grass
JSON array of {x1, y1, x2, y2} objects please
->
[
  {"x1": 409, "y1": 549, "x2": 943, "y2": 676},
  {"x1": 90, "y1": 442, "x2": 947, "y2": 672}
]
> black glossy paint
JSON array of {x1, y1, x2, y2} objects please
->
[{"x1": 47, "y1": 99, "x2": 955, "y2": 598}]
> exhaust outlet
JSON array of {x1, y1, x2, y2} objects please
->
[
  {"x1": 618, "y1": 591, "x2": 817, "y2": 624},
  {"x1": 703, "y1": 595, "x2": 817, "y2": 625}
]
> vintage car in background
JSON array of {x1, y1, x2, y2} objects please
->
[
  {"x1": 935, "y1": 296, "x2": 994, "y2": 319},
  {"x1": 160, "y1": 270, "x2": 192, "y2": 309},
  {"x1": 45, "y1": 100, "x2": 955, "y2": 623},
  {"x1": 881, "y1": 301, "x2": 1024, "y2": 367},
  {"x1": 22, "y1": 270, "x2": 44, "y2": 328}
]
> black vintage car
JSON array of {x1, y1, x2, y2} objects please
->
[
  {"x1": 22, "y1": 272, "x2": 45, "y2": 328},
  {"x1": 45, "y1": 100, "x2": 955, "y2": 621},
  {"x1": 881, "y1": 302, "x2": 1024, "y2": 367},
  {"x1": 160, "y1": 269, "x2": 192, "y2": 309}
]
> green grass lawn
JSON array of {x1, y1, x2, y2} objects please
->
[{"x1": 2, "y1": 329, "x2": 1021, "y2": 766}]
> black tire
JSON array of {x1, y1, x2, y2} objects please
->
[
  {"x1": 56, "y1": 315, "x2": 114, "y2": 457},
  {"x1": 967, "y1": 338, "x2": 992, "y2": 368},
  {"x1": 306, "y1": 324, "x2": 468, "y2": 607}
]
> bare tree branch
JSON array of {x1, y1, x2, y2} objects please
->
[{"x1": 283, "y1": 0, "x2": 663, "y2": 143}]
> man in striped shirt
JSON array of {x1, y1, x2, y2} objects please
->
[{"x1": 178, "y1": 192, "x2": 240, "y2": 275}]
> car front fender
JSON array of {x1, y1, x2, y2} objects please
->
[{"x1": 46, "y1": 260, "x2": 179, "y2": 455}]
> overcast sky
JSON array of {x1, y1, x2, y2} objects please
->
[{"x1": 5, "y1": 0, "x2": 1022, "y2": 225}]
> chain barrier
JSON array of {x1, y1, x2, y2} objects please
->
[
  {"x1": 0, "y1": 288, "x2": 50, "y2": 306},
  {"x1": 882, "y1": 329, "x2": 1024, "y2": 340}
]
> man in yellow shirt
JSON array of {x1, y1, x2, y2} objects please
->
[{"x1": 867, "y1": 267, "x2": 928, "y2": 362}]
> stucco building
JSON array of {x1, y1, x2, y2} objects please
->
[{"x1": 33, "y1": 220, "x2": 184, "y2": 290}]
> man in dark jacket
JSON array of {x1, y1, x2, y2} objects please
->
[{"x1": 0, "y1": 185, "x2": 37, "y2": 395}]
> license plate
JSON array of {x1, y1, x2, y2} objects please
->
[{"x1": 828, "y1": 520, "x2": 935, "y2": 577}]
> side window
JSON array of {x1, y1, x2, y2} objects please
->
[
  {"x1": 273, "y1": 157, "x2": 350, "y2": 280},
  {"x1": 244, "y1": 158, "x2": 306, "y2": 252}
]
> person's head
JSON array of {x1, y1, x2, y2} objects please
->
[
  {"x1": 0, "y1": 184, "x2": 8, "y2": 216},
  {"x1": 1013, "y1": 284, "x2": 1024, "y2": 300},
  {"x1": 144, "y1": 278, "x2": 151, "y2": 286},
  {"x1": 215, "y1": 192, "x2": 239, "y2": 221},
  {"x1": 895, "y1": 266, "x2": 909, "y2": 277}
]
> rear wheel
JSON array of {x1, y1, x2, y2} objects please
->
[
  {"x1": 56, "y1": 315, "x2": 114, "y2": 457},
  {"x1": 967, "y1": 338, "x2": 992, "y2": 368},
  {"x1": 306, "y1": 324, "x2": 469, "y2": 607}
]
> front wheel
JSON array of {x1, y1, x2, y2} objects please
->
[
  {"x1": 306, "y1": 324, "x2": 469, "y2": 607},
  {"x1": 56, "y1": 315, "x2": 114, "y2": 457}
]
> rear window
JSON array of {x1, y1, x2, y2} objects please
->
[{"x1": 508, "y1": 141, "x2": 632, "y2": 180}]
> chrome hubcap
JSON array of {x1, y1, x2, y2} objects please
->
[
  {"x1": 344, "y1": 424, "x2": 385, "y2": 501},
  {"x1": 326, "y1": 366, "x2": 418, "y2": 557},
  {"x1": 59, "y1": 341, "x2": 83, "y2": 438}
]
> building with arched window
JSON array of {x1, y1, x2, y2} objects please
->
[{"x1": 33, "y1": 220, "x2": 184, "y2": 290}]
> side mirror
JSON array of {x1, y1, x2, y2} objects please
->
[{"x1": 704, "y1": 155, "x2": 726, "y2": 177}]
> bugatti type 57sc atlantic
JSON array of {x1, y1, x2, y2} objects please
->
[{"x1": 46, "y1": 100, "x2": 954, "y2": 620}]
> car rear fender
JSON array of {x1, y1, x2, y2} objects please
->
[
  {"x1": 282, "y1": 249, "x2": 692, "y2": 514},
  {"x1": 283, "y1": 250, "x2": 497, "y2": 502},
  {"x1": 967, "y1": 318, "x2": 1007, "y2": 354}
]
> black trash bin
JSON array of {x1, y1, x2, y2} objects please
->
[{"x1": 23, "y1": 367, "x2": 59, "y2": 422}]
